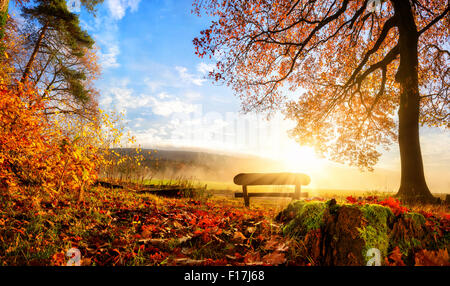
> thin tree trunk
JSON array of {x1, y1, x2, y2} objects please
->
[
  {"x1": 35, "y1": 54, "x2": 53, "y2": 84},
  {"x1": 21, "y1": 22, "x2": 49, "y2": 84},
  {"x1": 392, "y1": 0, "x2": 435, "y2": 203},
  {"x1": 78, "y1": 182, "x2": 85, "y2": 204}
]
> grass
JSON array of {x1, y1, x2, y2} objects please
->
[
  {"x1": 282, "y1": 201, "x2": 328, "y2": 237},
  {"x1": 358, "y1": 204, "x2": 393, "y2": 260}
]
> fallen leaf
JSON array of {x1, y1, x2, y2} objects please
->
[
  {"x1": 174, "y1": 258, "x2": 205, "y2": 266},
  {"x1": 138, "y1": 238, "x2": 167, "y2": 248},
  {"x1": 181, "y1": 248, "x2": 193, "y2": 255},
  {"x1": 262, "y1": 251, "x2": 286, "y2": 265},
  {"x1": 81, "y1": 258, "x2": 92, "y2": 266},
  {"x1": 233, "y1": 231, "x2": 246, "y2": 242},
  {"x1": 244, "y1": 251, "x2": 263, "y2": 265},
  {"x1": 275, "y1": 243, "x2": 289, "y2": 252},
  {"x1": 263, "y1": 238, "x2": 279, "y2": 250},
  {"x1": 178, "y1": 235, "x2": 192, "y2": 244},
  {"x1": 415, "y1": 249, "x2": 450, "y2": 266}
]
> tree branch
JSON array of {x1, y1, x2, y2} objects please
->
[{"x1": 418, "y1": 4, "x2": 450, "y2": 35}]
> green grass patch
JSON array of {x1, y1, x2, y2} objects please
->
[
  {"x1": 282, "y1": 201, "x2": 327, "y2": 238},
  {"x1": 357, "y1": 204, "x2": 393, "y2": 262}
]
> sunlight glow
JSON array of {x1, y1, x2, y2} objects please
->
[{"x1": 273, "y1": 141, "x2": 325, "y2": 173}]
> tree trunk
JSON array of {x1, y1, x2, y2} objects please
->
[
  {"x1": 78, "y1": 182, "x2": 85, "y2": 204},
  {"x1": 21, "y1": 22, "x2": 49, "y2": 84},
  {"x1": 392, "y1": 0, "x2": 435, "y2": 203}
]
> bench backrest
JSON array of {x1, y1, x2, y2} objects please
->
[{"x1": 233, "y1": 172, "x2": 310, "y2": 186}]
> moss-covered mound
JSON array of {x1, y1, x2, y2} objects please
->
[{"x1": 277, "y1": 199, "x2": 449, "y2": 266}]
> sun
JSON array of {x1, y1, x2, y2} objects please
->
[{"x1": 280, "y1": 142, "x2": 324, "y2": 173}]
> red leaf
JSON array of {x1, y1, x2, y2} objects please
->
[
  {"x1": 346, "y1": 196, "x2": 357, "y2": 204},
  {"x1": 385, "y1": 247, "x2": 406, "y2": 266}
]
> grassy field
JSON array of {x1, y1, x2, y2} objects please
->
[{"x1": 134, "y1": 177, "x2": 449, "y2": 214}]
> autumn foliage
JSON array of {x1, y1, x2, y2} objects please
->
[
  {"x1": 0, "y1": 82, "x2": 98, "y2": 199},
  {"x1": 0, "y1": 0, "x2": 110, "y2": 202},
  {"x1": 193, "y1": 0, "x2": 449, "y2": 202},
  {"x1": 0, "y1": 50, "x2": 127, "y2": 203}
]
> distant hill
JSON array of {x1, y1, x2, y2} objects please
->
[
  {"x1": 110, "y1": 148, "x2": 285, "y2": 182},
  {"x1": 109, "y1": 148, "x2": 449, "y2": 194}
]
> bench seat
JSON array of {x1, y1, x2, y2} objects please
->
[{"x1": 233, "y1": 172, "x2": 311, "y2": 207}]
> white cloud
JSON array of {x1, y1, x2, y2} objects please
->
[
  {"x1": 86, "y1": 0, "x2": 142, "y2": 71},
  {"x1": 145, "y1": 79, "x2": 165, "y2": 92},
  {"x1": 197, "y1": 62, "x2": 215, "y2": 75},
  {"x1": 127, "y1": 0, "x2": 141, "y2": 12},
  {"x1": 142, "y1": 66, "x2": 209, "y2": 92},
  {"x1": 99, "y1": 44, "x2": 120, "y2": 68},
  {"x1": 100, "y1": 94, "x2": 113, "y2": 107},
  {"x1": 106, "y1": 0, "x2": 142, "y2": 20},
  {"x1": 150, "y1": 97, "x2": 199, "y2": 117},
  {"x1": 130, "y1": 114, "x2": 234, "y2": 151},
  {"x1": 157, "y1": 92, "x2": 171, "y2": 99},
  {"x1": 175, "y1": 66, "x2": 206, "y2": 86},
  {"x1": 420, "y1": 131, "x2": 450, "y2": 167},
  {"x1": 131, "y1": 128, "x2": 165, "y2": 146},
  {"x1": 379, "y1": 128, "x2": 450, "y2": 170},
  {"x1": 89, "y1": 13, "x2": 121, "y2": 70},
  {"x1": 101, "y1": 81, "x2": 199, "y2": 117},
  {"x1": 184, "y1": 91, "x2": 202, "y2": 100}
]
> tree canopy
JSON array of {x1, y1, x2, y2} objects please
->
[
  {"x1": 4, "y1": 0, "x2": 104, "y2": 122},
  {"x1": 193, "y1": 0, "x2": 449, "y2": 201}
]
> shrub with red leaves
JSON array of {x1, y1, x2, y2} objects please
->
[
  {"x1": 346, "y1": 196, "x2": 358, "y2": 204},
  {"x1": 377, "y1": 197, "x2": 409, "y2": 216}
]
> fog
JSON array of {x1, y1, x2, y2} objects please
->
[{"x1": 115, "y1": 148, "x2": 449, "y2": 194}]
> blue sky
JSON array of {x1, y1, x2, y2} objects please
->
[
  {"x1": 79, "y1": 0, "x2": 295, "y2": 157},
  {"x1": 81, "y1": 1, "x2": 240, "y2": 143},
  {"x1": 71, "y1": 0, "x2": 449, "y2": 191}
]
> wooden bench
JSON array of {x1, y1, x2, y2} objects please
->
[{"x1": 233, "y1": 172, "x2": 311, "y2": 207}]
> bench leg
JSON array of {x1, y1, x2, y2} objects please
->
[
  {"x1": 295, "y1": 185, "x2": 301, "y2": 200},
  {"x1": 243, "y1": 185, "x2": 250, "y2": 207}
]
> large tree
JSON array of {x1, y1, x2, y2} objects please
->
[
  {"x1": 16, "y1": 0, "x2": 102, "y2": 119},
  {"x1": 193, "y1": 0, "x2": 449, "y2": 202}
]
